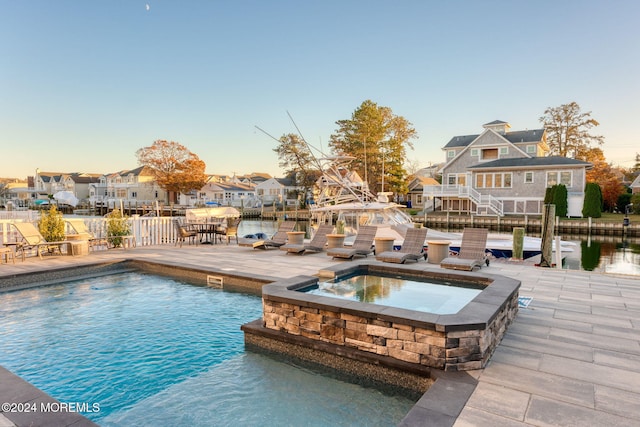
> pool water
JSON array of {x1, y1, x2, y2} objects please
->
[
  {"x1": 0, "y1": 272, "x2": 415, "y2": 426},
  {"x1": 304, "y1": 273, "x2": 483, "y2": 314}
]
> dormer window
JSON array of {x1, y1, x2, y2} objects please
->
[
  {"x1": 526, "y1": 145, "x2": 536, "y2": 154},
  {"x1": 447, "y1": 150, "x2": 456, "y2": 159}
]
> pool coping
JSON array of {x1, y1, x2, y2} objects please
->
[{"x1": 1, "y1": 259, "x2": 516, "y2": 427}]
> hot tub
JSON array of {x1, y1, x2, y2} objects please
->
[{"x1": 255, "y1": 262, "x2": 520, "y2": 371}]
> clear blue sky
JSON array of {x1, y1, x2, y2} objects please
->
[{"x1": 2, "y1": 0, "x2": 638, "y2": 180}]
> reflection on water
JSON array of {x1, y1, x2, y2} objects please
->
[{"x1": 560, "y1": 234, "x2": 640, "y2": 276}]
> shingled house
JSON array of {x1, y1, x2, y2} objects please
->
[{"x1": 423, "y1": 120, "x2": 592, "y2": 217}]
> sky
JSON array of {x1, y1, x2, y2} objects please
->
[{"x1": 1, "y1": 0, "x2": 639, "y2": 180}]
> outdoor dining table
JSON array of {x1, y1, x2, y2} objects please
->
[{"x1": 187, "y1": 222, "x2": 222, "y2": 244}]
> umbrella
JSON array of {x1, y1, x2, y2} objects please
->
[{"x1": 53, "y1": 191, "x2": 79, "y2": 207}]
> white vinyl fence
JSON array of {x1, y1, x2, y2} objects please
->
[{"x1": 0, "y1": 216, "x2": 181, "y2": 247}]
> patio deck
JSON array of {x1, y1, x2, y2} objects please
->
[{"x1": 0, "y1": 245, "x2": 638, "y2": 426}]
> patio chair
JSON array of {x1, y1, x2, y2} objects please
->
[
  {"x1": 327, "y1": 225, "x2": 377, "y2": 260},
  {"x1": 280, "y1": 224, "x2": 333, "y2": 254},
  {"x1": 174, "y1": 219, "x2": 198, "y2": 248},
  {"x1": 440, "y1": 227, "x2": 489, "y2": 271},
  {"x1": 375, "y1": 227, "x2": 428, "y2": 264},
  {"x1": 11, "y1": 222, "x2": 72, "y2": 259},
  {"x1": 216, "y1": 217, "x2": 241, "y2": 244},
  {"x1": 238, "y1": 220, "x2": 296, "y2": 249}
]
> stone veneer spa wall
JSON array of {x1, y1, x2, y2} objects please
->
[{"x1": 260, "y1": 264, "x2": 520, "y2": 371}]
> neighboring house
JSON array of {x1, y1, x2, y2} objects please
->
[
  {"x1": 89, "y1": 166, "x2": 168, "y2": 207},
  {"x1": 185, "y1": 178, "x2": 258, "y2": 207},
  {"x1": 630, "y1": 174, "x2": 640, "y2": 194},
  {"x1": 33, "y1": 171, "x2": 100, "y2": 202},
  {"x1": 406, "y1": 175, "x2": 439, "y2": 211},
  {"x1": 424, "y1": 120, "x2": 592, "y2": 216},
  {"x1": 255, "y1": 176, "x2": 302, "y2": 206}
]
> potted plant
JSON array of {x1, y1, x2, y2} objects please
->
[{"x1": 106, "y1": 209, "x2": 131, "y2": 248}]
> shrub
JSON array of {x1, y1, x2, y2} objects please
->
[
  {"x1": 582, "y1": 182, "x2": 602, "y2": 218},
  {"x1": 631, "y1": 193, "x2": 640, "y2": 214},
  {"x1": 38, "y1": 205, "x2": 65, "y2": 242},
  {"x1": 106, "y1": 209, "x2": 131, "y2": 247},
  {"x1": 617, "y1": 192, "x2": 632, "y2": 214},
  {"x1": 552, "y1": 184, "x2": 568, "y2": 217}
]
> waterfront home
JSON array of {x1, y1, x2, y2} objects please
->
[
  {"x1": 255, "y1": 176, "x2": 302, "y2": 206},
  {"x1": 88, "y1": 166, "x2": 168, "y2": 208},
  {"x1": 186, "y1": 179, "x2": 259, "y2": 208},
  {"x1": 424, "y1": 120, "x2": 592, "y2": 216},
  {"x1": 33, "y1": 170, "x2": 101, "y2": 203}
]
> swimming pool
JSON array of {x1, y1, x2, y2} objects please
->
[
  {"x1": 0, "y1": 272, "x2": 415, "y2": 426},
  {"x1": 302, "y1": 272, "x2": 483, "y2": 314}
]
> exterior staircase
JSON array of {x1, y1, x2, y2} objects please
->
[{"x1": 423, "y1": 185, "x2": 503, "y2": 216}]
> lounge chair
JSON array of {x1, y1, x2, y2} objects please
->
[
  {"x1": 327, "y1": 225, "x2": 377, "y2": 260},
  {"x1": 66, "y1": 218, "x2": 108, "y2": 250},
  {"x1": 280, "y1": 224, "x2": 333, "y2": 254},
  {"x1": 174, "y1": 219, "x2": 198, "y2": 248},
  {"x1": 375, "y1": 227, "x2": 428, "y2": 264},
  {"x1": 238, "y1": 221, "x2": 296, "y2": 249},
  {"x1": 440, "y1": 227, "x2": 489, "y2": 271},
  {"x1": 11, "y1": 222, "x2": 72, "y2": 259}
]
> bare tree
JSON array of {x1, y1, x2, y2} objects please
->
[{"x1": 539, "y1": 101, "x2": 604, "y2": 158}]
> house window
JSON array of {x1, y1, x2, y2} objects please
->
[
  {"x1": 481, "y1": 148, "x2": 498, "y2": 160},
  {"x1": 499, "y1": 147, "x2": 508, "y2": 155},
  {"x1": 116, "y1": 189, "x2": 126, "y2": 198},
  {"x1": 546, "y1": 171, "x2": 572, "y2": 187},
  {"x1": 416, "y1": 195, "x2": 423, "y2": 204},
  {"x1": 447, "y1": 174, "x2": 466, "y2": 186},
  {"x1": 447, "y1": 150, "x2": 456, "y2": 158},
  {"x1": 526, "y1": 145, "x2": 536, "y2": 154},
  {"x1": 131, "y1": 192, "x2": 137, "y2": 198},
  {"x1": 475, "y1": 173, "x2": 512, "y2": 188},
  {"x1": 524, "y1": 172, "x2": 534, "y2": 183},
  {"x1": 470, "y1": 149, "x2": 479, "y2": 157}
]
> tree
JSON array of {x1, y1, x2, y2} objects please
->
[
  {"x1": 273, "y1": 133, "x2": 319, "y2": 208},
  {"x1": 329, "y1": 100, "x2": 417, "y2": 196},
  {"x1": 539, "y1": 101, "x2": 604, "y2": 158},
  {"x1": 552, "y1": 184, "x2": 568, "y2": 217},
  {"x1": 582, "y1": 182, "x2": 602, "y2": 218},
  {"x1": 584, "y1": 148, "x2": 625, "y2": 213},
  {"x1": 136, "y1": 140, "x2": 207, "y2": 203}
]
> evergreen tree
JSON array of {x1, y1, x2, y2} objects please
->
[
  {"x1": 582, "y1": 182, "x2": 602, "y2": 218},
  {"x1": 553, "y1": 184, "x2": 568, "y2": 217}
]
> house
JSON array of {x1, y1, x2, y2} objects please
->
[
  {"x1": 424, "y1": 120, "x2": 592, "y2": 217},
  {"x1": 32, "y1": 171, "x2": 100, "y2": 203},
  {"x1": 406, "y1": 175, "x2": 440, "y2": 211},
  {"x1": 631, "y1": 174, "x2": 640, "y2": 195},
  {"x1": 183, "y1": 178, "x2": 258, "y2": 208},
  {"x1": 255, "y1": 176, "x2": 302, "y2": 206},
  {"x1": 89, "y1": 166, "x2": 168, "y2": 207}
]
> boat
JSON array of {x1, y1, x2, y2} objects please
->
[{"x1": 309, "y1": 154, "x2": 574, "y2": 260}]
